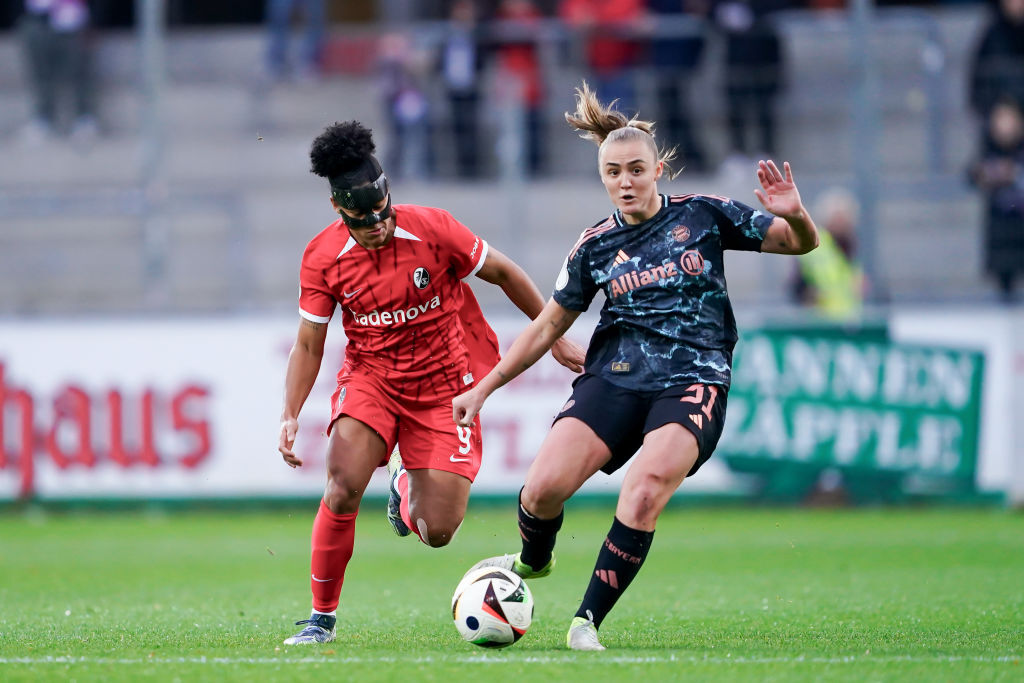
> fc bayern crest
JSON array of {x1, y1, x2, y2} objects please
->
[
  {"x1": 671, "y1": 224, "x2": 691, "y2": 242},
  {"x1": 413, "y1": 267, "x2": 431, "y2": 289}
]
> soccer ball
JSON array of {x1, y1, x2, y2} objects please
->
[{"x1": 451, "y1": 566, "x2": 534, "y2": 648}]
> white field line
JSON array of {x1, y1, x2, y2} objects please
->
[{"x1": 0, "y1": 654, "x2": 1020, "y2": 666}]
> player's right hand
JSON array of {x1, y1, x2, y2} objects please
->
[
  {"x1": 551, "y1": 337, "x2": 585, "y2": 373},
  {"x1": 452, "y1": 389, "x2": 483, "y2": 428},
  {"x1": 279, "y1": 417, "x2": 303, "y2": 468}
]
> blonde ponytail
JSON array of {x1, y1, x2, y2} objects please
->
[{"x1": 564, "y1": 81, "x2": 678, "y2": 176}]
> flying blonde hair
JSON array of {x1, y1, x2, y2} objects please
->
[{"x1": 564, "y1": 81, "x2": 679, "y2": 177}]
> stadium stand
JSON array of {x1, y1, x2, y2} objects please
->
[{"x1": 0, "y1": 7, "x2": 995, "y2": 315}]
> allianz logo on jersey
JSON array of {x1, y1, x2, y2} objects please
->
[
  {"x1": 350, "y1": 295, "x2": 442, "y2": 326},
  {"x1": 608, "y1": 249, "x2": 706, "y2": 298}
]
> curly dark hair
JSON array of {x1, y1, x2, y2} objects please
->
[{"x1": 309, "y1": 121, "x2": 377, "y2": 178}]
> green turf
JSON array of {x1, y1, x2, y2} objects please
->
[{"x1": 0, "y1": 502, "x2": 1020, "y2": 682}]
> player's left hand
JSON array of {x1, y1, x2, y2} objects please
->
[
  {"x1": 550, "y1": 337, "x2": 585, "y2": 373},
  {"x1": 753, "y1": 160, "x2": 804, "y2": 220},
  {"x1": 453, "y1": 388, "x2": 484, "y2": 428},
  {"x1": 279, "y1": 417, "x2": 303, "y2": 468}
]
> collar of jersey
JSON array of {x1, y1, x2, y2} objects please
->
[
  {"x1": 336, "y1": 225, "x2": 421, "y2": 260},
  {"x1": 614, "y1": 194, "x2": 669, "y2": 228}
]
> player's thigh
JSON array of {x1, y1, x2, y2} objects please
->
[
  {"x1": 331, "y1": 372, "x2": 400, "y2": 458},
  {"x1": 405, "y1": 467, "x2": 471, "y2": 534},
  {"x1": 522, "y1": 417, "x2": 612, "y2": 516},
  {"x1": 616, "y1": 423, "x2": 699, "y2": 531},
  {"x1": 323, "y1": 415, "x2": 389, "y2": 512},
  {"x1": 396, "y1": 400, "x2": 477, "y2": 544},
  {"x1": 398, "y1": 400, "x2": 483, "y2": 481}
]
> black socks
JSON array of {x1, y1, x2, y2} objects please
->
[
  {"x1": 575, "y1": 516, "x2": 654, "y2": 629},
  {"x1": 517, "y1": 495, "x2": 563, "y2": 572}
]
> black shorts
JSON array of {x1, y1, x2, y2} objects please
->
[{"x1": 553, "y1": 372, "x2": 728, "y2": 477}]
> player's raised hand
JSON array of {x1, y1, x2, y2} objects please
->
[
  {"x1": 279, "y1": 417, "x2": 303, "y2": 468},
  {"x1": 753, "y1": 160, "x2": 804, "y2": 221},
  {"x1": 550, "y1": 337, "x2": 585, "y2": 373},
  {"x1": 453, "y1": 389, "x2": 484, "y2": 428}
]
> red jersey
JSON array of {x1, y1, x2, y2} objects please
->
[{"x1": 299, "y1": 204, "x2": 500, "y2": 403}]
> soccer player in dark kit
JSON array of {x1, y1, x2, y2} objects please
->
[
  {"x1": 453, "y1": 82, "x2": 819, "y2": 650},
  {"x1": 278, "y1": 121, "x2": 584, "y2": 645}
]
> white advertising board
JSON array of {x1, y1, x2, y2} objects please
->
[
  {"x1": 889, "y1": 307, "x2": 1024, "y2": 503},
  {"x1": 1, "y1": 310, "x2": 1015, "y2": 502},
  {"x1": 0, "y1": 315, "x2": 737, "y2": 501}
]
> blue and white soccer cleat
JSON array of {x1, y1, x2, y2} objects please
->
[
  {"x1": 283, "y1": 612, "x2": 336, "y2": 645},
  {"x1": 468, "y1": 552, "x2": 555, "y2": 580},
  {"x1": 386, "y1": 449, "x2": 411, "y2": 537}
]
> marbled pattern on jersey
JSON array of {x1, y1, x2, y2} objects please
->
[{"x1": 553, "y1": 194, "x2": 772, "y2": 390}]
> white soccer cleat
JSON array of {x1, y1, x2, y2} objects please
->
[
  {"x1": 566, "y1": 611, "x2": 605, "y2": 651},
  {"x1": 386, "y1": 449, "x2": 411, "y2": 537},
  {"x1": 469, "y1": 552, "x2": 555, "y2": 579},
  {"x1": 283, "y1": 613, "x2": 336, "y2": 645}
]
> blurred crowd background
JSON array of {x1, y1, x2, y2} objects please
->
[{"x1": 0, "y1": 0, "x2": 1022, "y2": 318}]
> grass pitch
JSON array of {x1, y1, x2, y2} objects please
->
[{"x1": 0, "y1": 502, "x2": 1020, "y2": 682}]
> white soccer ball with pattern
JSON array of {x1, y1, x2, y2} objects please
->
[{"x1": 451, "y1": 566, "x2": 534, "y2": 648}]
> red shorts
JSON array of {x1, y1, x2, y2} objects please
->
[{"x1": 328, "y1": 371, "x2": 483, "y2": 481}]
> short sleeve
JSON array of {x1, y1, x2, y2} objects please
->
[
  {"x1": 435, "y1": 210, "x2": 488, "y2": 280},
  {"x1": 551, "y1": 233, "x2": 599, "y2": 312},
  {"x1": 704, "y1": 196, "x2": 774, "y2": 252},
  {"x1": 298, "y1": 245, "x2": 336, "y2": 323}
]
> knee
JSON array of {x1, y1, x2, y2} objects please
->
[
  {"x1": 323, "y1": 473, "x2": 363, "y2": 514},
  {"x1": 415, "y1": 517, "x2": 461, "y2": 548},
  {"x1": 521, "y1": 480, "x2": 567, "y2": 518},
  {"x1": 409, "y1": 503, "x2": 462, "y2": 548},
  {"x1": 619, "y1": 474, "x2": 672, "y2": 527},
  {"x1": 421, "y1": 525, "x2": 457, "y2": 548}
]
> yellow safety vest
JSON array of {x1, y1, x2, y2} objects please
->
[{"x1": 797, "y1": 230, "x2": 863, "y2": 320}]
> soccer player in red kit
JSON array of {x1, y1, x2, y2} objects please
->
[{"x1": 278, "y1": 121, "x2": 584, "y2": 645}]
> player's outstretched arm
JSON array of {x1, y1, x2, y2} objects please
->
[
  {"x1": 454, "y1": 299, "x2": 580, "y2": 427},
  {"x1": 475, "y1": 247, "x2": 586, "y2": 372},
  {"x1": 754, "y1": 160, "x2": 820, "y2": 255},
  {"x1": 279, "y1": 317, "x2": 328, "y2": 468}
]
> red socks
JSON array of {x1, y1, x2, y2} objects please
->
[{"x1": 309, "y1": 499, "x2": 357, "y2": 613}]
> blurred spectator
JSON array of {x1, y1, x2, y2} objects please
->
[
  {"x1": 969, "y1": 97, "x2": 1024, "y2": 302},
  {"x1": 16, "y1": 0, "x2": 97, "y2": 144},
  {"x1": 648, "y1": 0, "x2": 710, "y2": 172},
  {"x1": 439, "y1": 0, "x2": 486, "y2": 178},
  {"x1": 378, "y1": 32, "x2": 433, "y2": 180},
  {"x1": 968, "y1": 0, "x2": 1024, "y2": 123},
  {"x1": 560, "y1": 0, "x2": 645, "y2": 116},
  {"x1": 712, "y1": 0, "x2": 784, "y2": 164},
  {"x1": 264, "y1": 0, "x2": 326, "y2": 81},
  {"x1": 493, "y1": 0, "x2": 548, "y2": 176},
  {"x1": 790, "y1": 187, "x2": 865, "y2": 320}
]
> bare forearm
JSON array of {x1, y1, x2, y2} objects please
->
[
  {"x1": 476, "y1": 248, "x2": 548, "y2": 320},
  {"x1": 784, "y1": 209, "x2": 819, "y2": 254},
  {"x1": 281, "y1": 344, "x2": 323, "y2": 420},
  {"x1": 766, "y1": 212, "x2": 819, "y2": 255},
  {"x1": 498, "y1": 263, "x2": 548, "y2": 320},
  {"x1": 476, "y1": 305, "x2": 572, "y2": 397}
]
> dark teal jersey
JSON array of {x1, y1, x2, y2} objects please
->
[{"x1": 553, "y1": 193, "x2": 772, "y2": 390}]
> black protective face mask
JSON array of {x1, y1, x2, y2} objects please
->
[
  {"x1": 332, "y1": 171, "x2": 388, "y2": 210},
  {"x1": 340, "y1": 194, "x2": 393, "y2": 229},
  {"x1": 331, "y1": 170, "x2": 393, "y2": 228}
]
